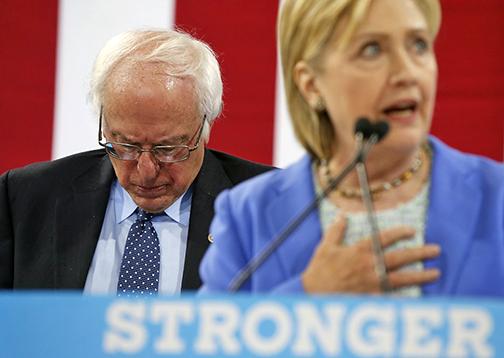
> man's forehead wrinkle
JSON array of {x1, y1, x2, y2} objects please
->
[
  {"x1": 106, "y1": 60, "x2": 196, "y2": 100},
  {"x1": 108, "y1": 61, "x2": 168, "y2": 90}
]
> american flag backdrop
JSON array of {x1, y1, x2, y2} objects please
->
[{"x1": 1, "y1": 0, "x2": 503, "y2": 175}]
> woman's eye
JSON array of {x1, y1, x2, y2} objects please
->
[
  {"x1": 359, "y1": 41, "x2": 381, "y2": 58},
  {"x1": 413, "y1": 37, "x2": 429, "y2": 54}
]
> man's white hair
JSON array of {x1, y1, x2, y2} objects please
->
[{"x1": 89, "y1": 29, "x2": 223, "y2": 141}]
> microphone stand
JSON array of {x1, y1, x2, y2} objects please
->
[
  {"x1": 227, "y1": 135, "x2": 366, "y2": 292},
  {"x1": 355, "y1": 134, "x2": 390, "y2": 292}
]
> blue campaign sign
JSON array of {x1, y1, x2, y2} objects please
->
[{"x1": 0, "y1": 292, "x2": 503, "y2": 357}]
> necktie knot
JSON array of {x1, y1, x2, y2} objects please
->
[{"x1": 136, "y1": 208, "x2": 154, "y2": 222}]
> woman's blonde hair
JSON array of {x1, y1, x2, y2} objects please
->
[{"x1": 278, "y1": 0, "x2": 441, "y2": 160}]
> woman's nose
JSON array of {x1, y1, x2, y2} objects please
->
[{"x1": 388, "y1": 50, "x2": 418, "y2": 87}]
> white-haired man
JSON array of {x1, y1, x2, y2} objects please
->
[{"x1": 0, "y1": 29, "x2": 272, "y2": 295}]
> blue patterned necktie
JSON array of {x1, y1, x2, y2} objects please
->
[{"x1": 117, "y1": 208, "x2": 161, "y2": 297}]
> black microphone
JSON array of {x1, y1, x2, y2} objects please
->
[
  {"x1": 355, "y1": 117, "x2": 375, "y2": 139},
  {"x1": 227, "y1": 117, "x2": 386, "y2": 292},
  {"x1": 358, "y1": 120, "x2": 389, "y2": 160},
  {"x1": 373, "y1": 121, "x2": 389, "y2": 141}
]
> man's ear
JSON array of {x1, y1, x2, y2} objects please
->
[{"x1": 293, "y1": 60, "x2": 322, "y2": 110}]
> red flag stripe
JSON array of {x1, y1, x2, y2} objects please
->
[
  {"x1": 432, "y1": 0, "x2": 504, "y2": 160},
  {"x1": 175, "y1": 1, "x2": 279, "y2": 165},
  {"x1": 1, "y1": 0, "x2": 58, "y2": 173}
]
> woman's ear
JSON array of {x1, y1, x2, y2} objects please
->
[{"x1": 293, "y1": 61, "x2": 323, "y2": 110}]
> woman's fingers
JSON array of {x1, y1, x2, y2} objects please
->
[
  {"x1": 388, "y1": 268, "x2": 441, "y2": 288},
  {"x1": 320, "y1": 215, "x2": 347, "y2": 247},
  {"x1": 303, "y1": 221, "x2": 441, "y2": 293},
  {"x1": 379, "y1": 226, "x2": 417, "y2": 248},
  {"x1": 385, "y1": 245, "x2": 441, "y2": 270}
]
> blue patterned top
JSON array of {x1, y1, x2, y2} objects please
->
[{"x1": 314, "y1": 164, "x2": 430, "y2": 297}]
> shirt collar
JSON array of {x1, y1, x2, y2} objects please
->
[{"x1": 112, "y1": 180, "x2": 192, "y2": 226}]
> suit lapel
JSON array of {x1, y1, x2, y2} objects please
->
[
  {"x1": 182, "y1": 150, "x2": 232, "y2": 290},
  {"x1": 422, "y1": 138, "x2": 482, "y2": 295},
  {"x1": 54, "y1": 155, "x2": 114, "y2": 288}
]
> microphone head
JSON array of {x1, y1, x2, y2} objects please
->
[
  {"x1": 373, "y1": 120, "x2": 390, "y2": 142},
  {"x1": 354, "y1": 117, "x2": 373, "y2": 139}
]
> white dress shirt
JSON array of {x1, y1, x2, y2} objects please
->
[{"x1": 84, "y1": 180, "x2": 191, "y2": 295}]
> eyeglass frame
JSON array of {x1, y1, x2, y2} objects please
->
[{"x1": 97, "y1": 106, "x2": 206, "y2": 163}]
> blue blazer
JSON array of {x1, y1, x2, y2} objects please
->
[{"x1": 200, "y1": 137, "x2": 504, "y2": 297}]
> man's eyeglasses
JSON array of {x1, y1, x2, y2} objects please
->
[{"x1": 98, "y1": 107, "x2": 206, "y2": 163}]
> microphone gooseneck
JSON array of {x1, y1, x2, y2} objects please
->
[
  {"x1": 355, "y1": 160, "x2": 389, "y2": 292},
  {"x1": 355, "y1": 119, "x2": 390, "y2": 291},
  {"x1": 227, "y1": 117, "x2": 389, "y2": 292}
]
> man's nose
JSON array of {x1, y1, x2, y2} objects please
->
[{"x1": 136, "y1": 152, "x2": 160, "y2": 180}]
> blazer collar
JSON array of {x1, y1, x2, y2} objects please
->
[
  {"x1": 182, "y1": 149, "x2": 232, "y2": 290},
  {"x1": 264, "y1": 155, "x2": 323, "y2": 276},
  {"x1": 422, "y1": 136, "x2": 482, "y2": 295},
  {"x1": 54, "y1": 154, "x2": 115, "y2": 288}
]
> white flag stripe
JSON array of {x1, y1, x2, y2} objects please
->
[
  {"x1": 273, "y1": 55, "x2": 305, "y2": 168},
  {"x1": 52, "y1": 0, "x2": 175, "y2": 160}
]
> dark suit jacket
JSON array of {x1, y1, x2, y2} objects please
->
[{"x1": 0, "y1": 148, "x2": 272, "y2": 290}]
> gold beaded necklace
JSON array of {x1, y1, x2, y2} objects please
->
[{"x1": 321, "y1": 145, "x2": 430, "y2": 199}]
